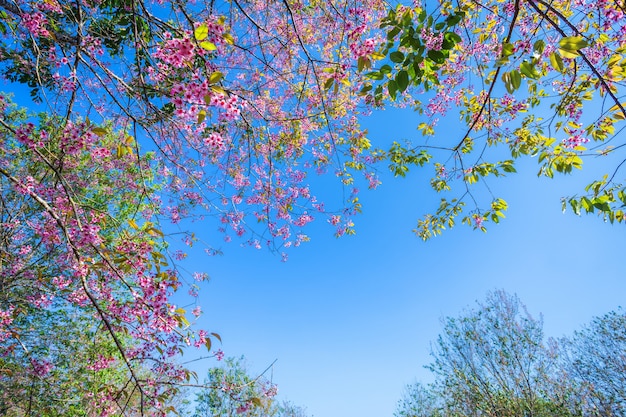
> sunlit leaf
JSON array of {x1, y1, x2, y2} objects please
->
[
  {"x1": 550, "y1": 52, "x2": 565, "y2": 72},
  {"x1": 194, "y1": 24, "x2": 208, "y2": 41},
  {"x1": 199, "y1": 41, "x2": 217, "y2": 51},
  {"x1": 209, "y1": 71, "x2": 223, "y2": 84}
]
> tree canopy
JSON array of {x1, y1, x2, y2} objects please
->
[
  {"x1": 371, "y1": 0, "x2": 626, "y2": 238},
  {"x1": 395, "y1": 291, "x2": 626, "y2": 417},
  {"x1": 193, "y1": 357, "x2": 309, "y2": 417}
]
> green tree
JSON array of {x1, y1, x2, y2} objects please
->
[
  {"x1": 0, "y1": 310, "x2": 154, "y2": 416},
  {"x1": 564, "y1": 309, "x2": 626, "y2": 417},
  {"x1": 397, "y1": 291, "x2": 581, "y2": 417},
  {"x1": 193, "y1": 357, "x2": 308, "y2": 417},
  {"x1": 0, "y1": 96, "x2": 199, "y2": 415},
  {"x1": 395, "y1": 382, "x2": 443, "y2": 417}
]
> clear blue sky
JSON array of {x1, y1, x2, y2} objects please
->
[{"x1": 183, "y1": 107, "x2": 626, "y2": 417}]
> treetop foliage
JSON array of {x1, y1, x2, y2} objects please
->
[{"x1": 396, "y1": 291, "x2": 626, "y2": 417}]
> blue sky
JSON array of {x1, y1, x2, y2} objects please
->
[{"x1": 184, "y1": 107, "x2": 626, "y2": 417}]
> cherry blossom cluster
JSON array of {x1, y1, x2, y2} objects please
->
[
  {"x1": 140, "y1": 1, "x2": 386, "y2": 246},
  {"x1": 347, "y1": 20, "x2": 377, "y2": 59},
  {"x1": 421, "y1": 27, "x2": 444, "y2": 51},
  {"x1": 21, "y1": 12, "x2": 49, "y2": 38},
  {"x1": 0, "y1": 306, "x2": 15, "y2": 343},
  {"x1": 562, "y1": 131, "x2": 590, "y2": 149}
]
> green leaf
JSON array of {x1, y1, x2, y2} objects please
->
[
  {"x1": 502, "y1": 72, "x2": 514, "y2": 93},
  {"x1": 396, "y1": 70, "x2": 409, "y2": 92},
  {"x1": 501, "y1": 42, "x2": 514, "y2": 58},
  {"x1": 569, "y1": 199, "x2": 581, "y2": 215},
  {"x1": 390, "y1": 51, "x2": 405, "y2": 63},
  {"x1": 510, "y1": 70, "x2": 521, "y2": 90},
  {"x1": 357, "y1": 56, "x2": 370, "y2": 71},
  {"x1": 427, "y1": 49, "x2": 445, "y2": 64},
  {"x1": 359, "y1": 84, "x2": 373, "y2": 95},
  {"x1": 92, "y1": 127, "x2": 108, "y2": 136},
  {"x1": 550, "y1": 52, "x2": 565, "y2": 72},
  {"x1": 444, "y1": 32, "x2": 461, "y2": 44},
  {"x1": 502, "y1": 70, "x2": 521, "y2": 93},
  {"x1": 559, "y1": 36, "x2": 589, "y2": 51},
  {"x1": 366, "y1": 71, "x2": 384, "y2": 80},
  {"x1": 388, "y1": 79, "x2": 398, "y2": 100},
  {"x1": 445, "y1": 12, "x2": 463, "y2": 27},
  {"x1": 519, "y1": 61, "x2": 540, "y2": 79},
  {"x1": 387, "y1": 26, "x2": 401, "y2": 40}
]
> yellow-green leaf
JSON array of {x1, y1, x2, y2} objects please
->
[
  {"x1": 519, "y1": 61, "x2": 540, "y2": 79},
  {"x1": 222, "y1": 33, "x2": 234, "y2": 45},
  {"x1": 558, "y1": 36, "x2": 588, "y2": 59},
  {"x1": 194, "y1": 24, "x2": 208, "y2": 41},
  {"x1": 199, "y1": 40, "x2": 217, "y2": 51},
  {"x1": 211, "y1": 85, "x2": 225, "y2": 95},
  {"x1": 92, "y1": 127, "x2": 108, "y2": 136},
  {"x1": 558, "y1": 48, "x2": 580, "y2": 59},
  {"x1": 550, "y1": 52, "x2": 565, "y2": 72},
  {"x1": 147, "y1": 227, "x2": 164, "y2": 237},
  {"x1": 116, "y1": 144, "x2": 126, "y2": 158},
  {"x1": 209, "y1": 71, "x2": 223, "y2": 84},
  {"x1": 559, "y1": 36, "x2": 589, "y2": 51},
  {"x1": 197, "y1": 109, "x2": 206, "y2": 123}
]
